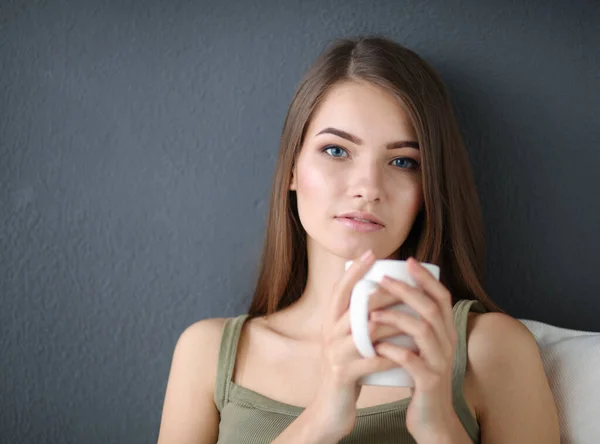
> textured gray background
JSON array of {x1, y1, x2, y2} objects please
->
[{"x1": 1, "y1": 0, "x2": 599, "y2": 442}]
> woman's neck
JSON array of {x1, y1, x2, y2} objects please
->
[{"x1": 267, "y1": 245, "x2": 352, "y2": 341}]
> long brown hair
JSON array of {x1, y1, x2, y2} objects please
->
[{"x1": 247, "y1": 34, "x2": 504, "y2": 317}]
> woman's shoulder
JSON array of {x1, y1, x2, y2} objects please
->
[
  {"x1": 179, "y1": 316, "x2": 231, "y2": 342},
  {"x1": 159, "y1": 317, "x2": 240, "y2": 442},
  {"x1": 465, "y1": 310, "x2": 537, "y2": 372},
  {"x1": 177, "y1": 316, "x2": 232, "y2": 347},
  {"x1": 170, "y1": 317, "x2": 232, "y2": 387},
  {"x1": 175, "y1": 316, "x2": 234, "y2": 360},
  {"x1": 465, "y1": 310, "x2": 534, "y2": 356},
  {"x1": 464, "y1": 310, "x2": 542, "y2": 414}
]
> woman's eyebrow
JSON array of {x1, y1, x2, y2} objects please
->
[{"x1": 315, "y1": 127, "x2": 419, "y2": 150}]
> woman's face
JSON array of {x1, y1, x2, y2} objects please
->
[{"x1": 289, "y1": 80, "x2": 423, "y2": 260}]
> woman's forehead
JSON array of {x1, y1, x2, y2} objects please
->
[{"x1": 305, "y1": 82, "x2": 417, "y2": 143}]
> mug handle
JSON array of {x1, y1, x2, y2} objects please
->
[{"x1": 349, "y1": 280, "x2": 379, "y2": 358}]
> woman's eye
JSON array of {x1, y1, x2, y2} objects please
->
[
  {"x1": 322, "y1": 145, "x2": 348, "y2": 158},
  {"x1": 321, "y1": 145, "x2": 419, "y2": 171},
  {"x1": 391, "y1": 158, "x2": 420, "y2": 170}
]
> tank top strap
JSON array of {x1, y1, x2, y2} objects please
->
[
  {"x1": 214, "y1": 314, "x2": 250, "y2": 412},
  {"x1": 451, "y1": 299, "x2": 488, "y2": 442},
  {"x1": 452, "y1": 299, "x2": 488, "y2": 387}
]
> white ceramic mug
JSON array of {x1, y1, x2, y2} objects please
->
[{"x1": 344, "y1": 259, "x2": 440, "y2": 387}]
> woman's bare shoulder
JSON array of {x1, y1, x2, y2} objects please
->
[
  {"x1": 465, "y1": 311, "x2": 533, "y2": 355},
  {"x1": 465, "y1": 310, "x2": 536, "y2": 374},
  {"x1": 464, "y1": 311, "x2": 541, "y2": 409},
  {"x1": 175, "y1": 317, "x2": 230, "y2": 369},
  {"x1": 158, "y1": 317, "x2": 232, "y2": 443},
  {"x1": 180, "y1": 317, "x2": 230, "y2": 344},
  {"x1": 464, "y1": 311, "x2": 559, "y2": 441},
  {"x1": 168, "y1": 317, "x2": 232, "y2": 391}
]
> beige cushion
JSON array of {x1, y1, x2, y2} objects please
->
[{"x1": 518, "y1": 318, "x2": 600, "y2": 444}]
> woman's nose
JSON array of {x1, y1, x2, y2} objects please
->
[{"x1": 350, "y1": 164, "x2": 383, "y2": 202}]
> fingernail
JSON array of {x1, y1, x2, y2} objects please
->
[{"x1": 360, "y1": 250, "x2": 373, "y2": 262}]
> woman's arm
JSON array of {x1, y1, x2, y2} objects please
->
[
  {"x1": 157, "y1": 318, "x2": 227, "y2": 444},
  {"x1": 467, "y1": 312, "x2": 560, "y2": 443}
]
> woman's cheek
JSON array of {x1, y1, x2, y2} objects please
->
[
  {"x1": 298, "y1": 162, "x2": 335, "y2": 194},
  {"x1": 399, "y1": 180, "x2": 424, "y2": 212}
]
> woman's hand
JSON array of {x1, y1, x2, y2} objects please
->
[
  {"x1": 307, "y1": 249, "x2": 404, "y2": 440},
  {"x1": 372, "y1": 257, "x2": 463, "y2": 443}
]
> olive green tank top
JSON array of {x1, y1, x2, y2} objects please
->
[{"x1": 214, "y1": 299, "x2": 486, "y2": 443}]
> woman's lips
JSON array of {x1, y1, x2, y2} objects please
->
[{"x1": 335, "y1": 217, "x2": 384, "y2": 232}]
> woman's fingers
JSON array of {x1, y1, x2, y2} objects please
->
[
  {"x1": 371, "y1": 309, "x2": 447, "y2": 368},
  {"x1": 406, "y1": 258, "x2": 455, "y2": 338},
  {"x1": 329, "y1": 329, "x2": 399, "y2": 382},
  {"x1": 332, "y1": 320, "x2": 411, "y2": 361},
  {"x1": 343, "y1": 356, "x2": 399, "y2": 383},
  {"x1": 379, "y1": 276, "x2": 453, "y2": 350},
  {"x1": 327, "y1": 250, "x2": 375, "y2": 326},
  {"x1": 332, "y1": 321, "x2": 401, "y2": 358},
  {"x1": 331, "y1": 284, "x2": 400, "y2": 338}
]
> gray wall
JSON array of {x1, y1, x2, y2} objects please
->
[{"x1": 1, "y1": 0, "x2": 598, "y2": 442}]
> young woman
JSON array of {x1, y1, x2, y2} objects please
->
[{"x1": 157, "y1": 35, "x2": 560, "y2": 443}]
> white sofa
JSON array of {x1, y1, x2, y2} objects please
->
[{"x1": 518, "y1": 318, "x2": 600, "y2": 444}]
